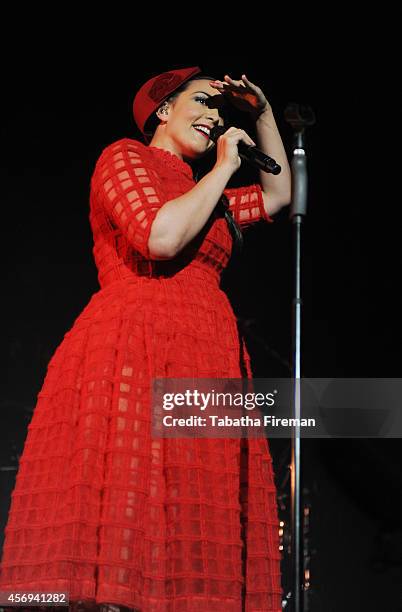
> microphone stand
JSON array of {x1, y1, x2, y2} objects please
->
[{"x1": 284, "y1": 103, "x2": 315, "y2": 612}]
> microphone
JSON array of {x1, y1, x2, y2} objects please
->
[{"x1": 209, "y1": 126, "x2": 281, "y2": 175}]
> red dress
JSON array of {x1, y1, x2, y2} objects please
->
[{"x1": 0, "y1": 139, "x2": 282, "y2": 611}]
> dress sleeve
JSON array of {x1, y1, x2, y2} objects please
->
[
  {"x1": 224, "y1": 183, "x2": 274, "y2": 228},
  {"x1": 90, "y1": 138, "x2": 167, "y2": 259}
]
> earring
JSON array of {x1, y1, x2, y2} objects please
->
[{"x1": 159, "y1": 102, "x2": 169, "y2": 115}]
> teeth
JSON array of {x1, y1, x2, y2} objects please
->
[{"x1": 193, "y1": 125, "x2": 210, "y2": 136}]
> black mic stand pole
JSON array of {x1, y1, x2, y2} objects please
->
[{"x1": 284, "y1": 103, "x2": 315, "y2": 612}]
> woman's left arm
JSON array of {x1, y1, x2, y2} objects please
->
[
  {"x1": 254, "y1": 105, "x2": 292, "y2": 215},
  {"x1": 210, "y1": 74, "x2": 292, "y2": 217}
]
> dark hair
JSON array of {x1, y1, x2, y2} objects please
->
[{"x1": 145, "y1": 74, "x2": 224, "y2": 137}]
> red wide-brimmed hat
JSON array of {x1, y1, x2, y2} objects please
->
[{"x1": 133, "y1": 66, "x2": 202, "y2": 141}]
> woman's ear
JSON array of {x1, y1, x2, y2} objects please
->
[{"x1": 156, "y1": 102, "x2": 170, "y2": 123}]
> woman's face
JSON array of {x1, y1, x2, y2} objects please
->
[{"x1": 160, "y1": 79, "x2": 226, "y2": 160}]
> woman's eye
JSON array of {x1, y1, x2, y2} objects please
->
[{"x1": 195, "y1": 96, "x2": 208, "y2": 105}]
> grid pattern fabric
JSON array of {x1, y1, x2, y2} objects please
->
[{"x1": 0, "y1": 139, "x2": 282, "y2": 611}]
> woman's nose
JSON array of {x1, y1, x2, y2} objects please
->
[{"x1": 206, "y1": 109, "x2": 220, "y2": 125}]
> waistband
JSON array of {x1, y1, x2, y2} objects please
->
[{"x1": 102, "y1": 262, "x2": 221, "y2": 290}]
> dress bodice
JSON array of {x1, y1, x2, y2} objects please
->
[{"x1": 89, "y1": 139, "x2": 272, "y2": 287}]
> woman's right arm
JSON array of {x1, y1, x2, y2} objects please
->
[
  {"x1": 92, "y1": 130, "x2": 252, "y2": 260},
  {"x1": 148, "y1": 164, "x2": 232, "y2": 258},
  {"x1": 149, "y1": 126, "x2": 255, "y2": 258}
]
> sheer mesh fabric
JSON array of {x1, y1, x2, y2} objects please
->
[{"x1": 0, "y1": 139, "x2": 281, "y2": 611}]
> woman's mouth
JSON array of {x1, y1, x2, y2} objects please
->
[{"x1": 192, "y1": 125, "x2": 211, "y2": 140}]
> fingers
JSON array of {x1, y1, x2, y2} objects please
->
[
  {"x1": 241, "y1": 74, "x2": 254, "y2": 87},
  {"x1": 210, "y1": 75, "x2": 248, "y2": 90},
  {"x1": 210, "y1": 75, "x2": 258, "y2": 101},
  {"x1": 221, "y1": 126, "x2": 256, "y2": 147},
  {"x1": 224, "y1": 74, "x2": 245, "y2": 88},
  {"x1": 209, "y1": 79, "x2": 227, "y2": 91}
]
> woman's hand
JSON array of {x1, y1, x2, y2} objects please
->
[
  {"x1": 213, "y1": 126, "x2": 256, "y2": 175},
  {"x1": 209, "y1": 74, "x2": 271, "y2": 118}
]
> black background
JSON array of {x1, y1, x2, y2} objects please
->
[{"x1": 1, "y1": 38, "x2": 401, "y2": 610}]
